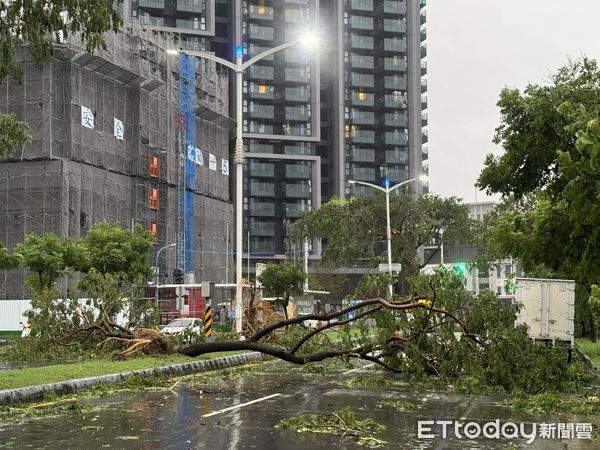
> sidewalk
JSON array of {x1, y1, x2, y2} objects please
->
[{"x1": 0, "y1": 351, "x2": 267, "y2": 405}]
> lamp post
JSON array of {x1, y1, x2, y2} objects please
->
[
  {"x1": 348, "y1": 175, "x2": 427, "y2": 298},
  {"x1": 154, "y1": 243, "x2": 176, "y2": 307},
  {"x1": 168, "y1": 33, "x2": 318, "y2": 334}
]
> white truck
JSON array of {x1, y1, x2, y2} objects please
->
[{"x1": 514, "y1": 278, "x2": 575, "y2": 347}]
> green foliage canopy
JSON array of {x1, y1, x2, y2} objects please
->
[
  {"x1": 290, "y1": 193, "x2": 471, "y2": 274},
  {"x1": 476, "y1": 58, "x2": 600, "y2": 291},
  {"x1": 258, "y1": 262, "x2": 306, "y2": 319}
]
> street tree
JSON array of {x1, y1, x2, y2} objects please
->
[
  {"x1": 15, "y1": 222, "x2": 161, "y2": 356},
  {"x1": 258, "y1": 262, "x2": 306, "y2": 320},
  {"x1": 0, "y1": 0, "x2": 123, "y2": 157},
  {"x1": 476, "y1": 58, "x2": 600, "y2": 336},
  {"x1": 290, "y1": 193, "x2": 472, "y2": 276}
]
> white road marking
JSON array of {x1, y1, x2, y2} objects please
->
[
  {"x1": 202, "y1": 393, "x2": 282, "y2": 418},
  {"x1": 343, "y1": 363, "x2": 376, "y2": 375}
]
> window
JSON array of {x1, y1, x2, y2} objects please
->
[
  {"x1": 149, "y1": 222, "x2": 157, "y2": 242},
  {"x1": 258, "y1": 84, "x2": 266, "y2": 94},
  {"x1": 149, "y1": 188, "x2": 159, "y2": 210},
  {"x1": 149, "y1": 155, "x2": 160, "y2": 178}
]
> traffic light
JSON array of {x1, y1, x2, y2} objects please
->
[
  {"x1": 453, "y1": 263, "x2": 467, "y2": 276},
  {"x1": 173, "y1": 268, "x2": 184, "y2": 284}
]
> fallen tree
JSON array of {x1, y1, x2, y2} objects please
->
[{"x1": 180, "y1": 270, "x2": 593, "y2": 395}]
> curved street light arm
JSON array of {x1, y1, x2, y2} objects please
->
[
  {"x1": 349, "y1": 180, "x2": 386, "y2": 193},
  {"x1": 388, "y1": 176, "x2": 422, "y2": 193},
  {"x1": 173, "y1": 50, "x2": 239, "y2": 72}
]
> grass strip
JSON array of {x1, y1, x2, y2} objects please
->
[{"x1": 0, "y1": 351, "x2": 246, "y2": 390}]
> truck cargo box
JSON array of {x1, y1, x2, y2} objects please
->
[{"x1": 515, "y1": 278, "x2": 574, "y2": 347}]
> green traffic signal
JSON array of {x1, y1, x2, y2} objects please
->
[{"x1": 453, "y1": 263, "x2": 467, "y2": 275}]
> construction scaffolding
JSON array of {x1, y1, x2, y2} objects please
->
[{"x1": 0, "y1": 24, "x2": 234, "y2": 300}]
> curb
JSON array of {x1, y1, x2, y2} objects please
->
[{"x1": 0, "y1": 351, "x2": 266, "y2": 405}]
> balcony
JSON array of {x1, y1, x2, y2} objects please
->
[
  {"x1": 139, "y1": 15, "x2": 165, "y2": 26},
  {"x1": 250, "y1": 221, "x2": 276, "y2": 236},
  {"x1": 139, "y1": 0, "x2": 164, "y2": 8},
  {"x1": 285, "y1": 49, "x2": 310, "y2": 65},
  {"x1": 351, "y1": 92, "x2": 374, "y2": 106},
  {"x1": 350, "y1": 15, "x2": 373, "y2": 30},
  {"x1": 384, "y1": 37, "x2": 406, "y2": 52},
  {"x1": 421, "y1": 95, "x2": 428, "y2": 109},
  {"x1": 176, "y1": 0, "x2": 205, "y2": 13},
  {"x1": 351, "y1": 35, "x2": 374, "y2": 50},
  {"x1": 422, "y1": 112, "x2": 428, "y2": 127},
  {"x1": 285, "y1": 106, "x2": 310, "y2": 121},
  {"x1": 175, "y1": 18, "x2": 205, "y2": 31},
  {"x1": 383, "y1": 18, "x2": 406, "y2": 33},
  {"x1": 248, "y1": 65, "x2": 274, "y2": 80},
  {"x1": 284, "y1": 124, "x2": 311, "y2": 136},
  {"x1": 286, "y1": 164, "x2": 311, "y2": 179},
  {"x1": 385, "y1": 131, "x2": 408, "y2": 146},
  {"x1": 383, "y1": 57, "x2": 407, "y2": 72},
  {"x1": 352, "y1": 167, "x2": 376, "y2": 182},
  {"x1": 422, "y1": 130, "x2": 429, "y2": 144},
  {"x1": 286, "y1": 183, "x2": 311, "y2": 198},
  {"x1": 422, "y1": 146, "x2": 429, "y2": 161},
  {"x1": 421, "y1": 27, "x2": 427, "y2": 42},
  {"x1": 284, "y1": 8, "x2": 309, "y2": 23},
  {"x1": 250, "y1": 240, "x2": 276, "y2": 254},
  {"x1": 250, "y1": 202, "x2": 275, "y2": 217},
  {"x1": 248, "y1": 142, "x2": 273, "y2": 153},
  {"x1": 285, "y1": 87, "x2": 310, "y2": 102},
  {"x1": 421, "y1": 11, "x2": 427, "y2": 25},
  {"x1": 351, "y1": 54, "x2": 374, "y2": 70},
  {"x1": 249, "y1": 84, "x2": 275, "y2": 100},
  {"x1": 285, "y1": 202, "x2": 311, "y2": 218},
  {"x1": 385, "y1": 150, "x2": 408, "y2": 164},
  {"x1": 351, "y1": 73, "x2": 374, "y2": 88},
  {"x1": 250, "y1": 182, "x2": 275, "y2": 197},
  {"x1": 285, "y1": 67, "x2": 309, "y2": 83},
  {"x1": 249, "y1": 25, "x2": 274, "y2": 41},
  {"x1": 249, "y1": 45, "x2": 274, "y2": 61},
  {"x1": 421, "y1": 61, "x2": 427, "y2": 76},
  {"x1": 385, "y1": 94, "x2": 406, "y2": 108},
  {"x1": 421, "y1": 78, "x2": 427, "y2": 93},
  {"x1": 383, "y1": 0, "x2": 406, "y2": 14},
  {"x1": 352, "y1": 148, "x2": 375, "y2": 163},
  {"x1": 249, "y1": 162, "x2": 275, "y2": 177},
  {"x1": 421, "y1": 44, "x2": 427, "y2": 58},
  {"x1": 351, "y1": 110, "x2": 375, "y2": 125},
  {"x1": 249, "y1": 5, "x2": 274, "y2": 20},
  {"x1": 350, "y1": 0, "x2": 373, "y2": 11},
  {"x1": 384, "y1": 75, "x2": 407, "y2": 90},
  {"x1": 247, "y1": 122, "x2": 274, "y2": 134},
  {"x1": 351, "y1": 129, "x2": 375, "y2": 144},
  {"x1": 248, "y1": 104, "x2": 274, "y2": 120},
  {"x1": 387, "y1": 168, "x2": 409, "y2": 182},
  {"x1": 385, "y1": 112, "x2": 407, "y2": 127},
  {"x1": 285, "y1": 0, "x2": 309, "y2": 4}
]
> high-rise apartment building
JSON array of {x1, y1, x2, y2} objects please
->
[{"x1": 126, "y1": 0, "x2": 428, "y2": 266}]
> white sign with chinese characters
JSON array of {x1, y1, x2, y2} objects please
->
[
  {"x1": 222, "y1": 159, "x2": 229, "y2": 176},
  {"x1": 195, "y1": 147, "x2": 204, "y2": 166},
  {"x1": 81, "y1": 106, "x2": 94, "y2": 129},
  {"x1": 113, "y1": 118, "x2": 124, "y2": 140},
  {"x1": 187, "y1": 144, "x2": 195, "y2": 162},
  {"x1": 209, "y1": 153, "x2": 217, "y2": 171}
]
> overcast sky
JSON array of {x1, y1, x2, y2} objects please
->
[{"x1": 426, "y1": 0, "x2": 600, "y2": 202}]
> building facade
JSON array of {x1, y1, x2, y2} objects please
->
[
  {"x1": 126, "y1": 0, "x2": 428, "y2": 268},
  {"x1": 0, "y1": 25, "x2": 234, "y2": 299}
]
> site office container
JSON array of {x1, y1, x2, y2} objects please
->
[
  {"x1": 514, "y1": 278, "x2": 575, "y2": 347},
  {"x1": 147, "y1": 284, "x2": 204, "y2": 324}
]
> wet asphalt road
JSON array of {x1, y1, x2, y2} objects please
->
[{"x1": 1, "y1": 360, "x2": 599, "y2": 449}]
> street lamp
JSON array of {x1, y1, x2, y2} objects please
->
[
  {"x1": 348, "y1": 175, "x2": 428, "y2": 298},
  {"x1": 168, "y1": 32, "x2": 318, "y2": 334},
  {"x1": 155, "y1": 243, "x2": 176, "y2": 307}
]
